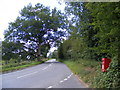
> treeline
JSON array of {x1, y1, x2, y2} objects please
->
[
  {"x1": 58, "y1": 2, "x2": 120, "y2": 62},
  {"x1": 57, "y1": 2, "x2": 120, "y2": 88}
]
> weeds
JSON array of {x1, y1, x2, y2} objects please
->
[
  {"x1": 1, "y1": 61, "x2": 44, "y2": 73},
  {"x1": 62, "y1": 59, "x2": 119, "y2": 88}
]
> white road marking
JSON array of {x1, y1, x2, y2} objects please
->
[
  {"x1": 42, "y1": 67, "x2": 48, "y2": 70},
  {"x1": 59, "y1": 73, "x2": 73, "y2": 83},
  {"x1": 67, "y1": 76, "x2": 71, "y2": 78},
  {"x1": 47, "y1": 73, "x2": 73, "y2": 88},
  {"x1": 17, "y1": 71, "x2": 38, "y2": 79},
  {"x1": 60, "y1": 80, "x2": 64, "y2": 83},
  {"x1": 48, "y1": 86, "x2": 53, "y2": 88},
  {"x1": 16, "y1": 60, "x2": 54, "y2": 79},
  {"x1": 69, "y1": 73, "x2": 73, "y2": 77},
  {"x1": 42, "y1": 63, "x2": 53, "y2": 70},
  {"x1": 64, "y1": 78, "x2": 68, "y2": 81},
  {"x1": 48, "y1": 63, "x2": 52, "y2": 66}
]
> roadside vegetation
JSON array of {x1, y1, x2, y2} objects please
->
[
  {"x1": 60, "y1": 59, "x2": 119, "y2": 88},
  {"x1": 1, "y1": 3, "x2": 66, "y2": 73},
  {"x1": 56, "y1": 2, "x2": 119, "y2": 88},
  {"x1": 1, "y1": 58, "x2": 49, "y2": 73},
  {"x1": 62, "y1": 59, "x2": 99, "y2": 87},
  {"x1": 1, "y1": 2, "x2": 119, "y2": 88}
]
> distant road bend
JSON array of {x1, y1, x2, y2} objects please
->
[{"x1": 2, "y1": 59, "x2": 87, "y2": 88}]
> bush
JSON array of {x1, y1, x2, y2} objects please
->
[
  {"x1": 9, "y1": 58, "x2": 17, "y2": 64},
  {"x1": 91, "y1": 60, "x2": 119, "y2": 88}
]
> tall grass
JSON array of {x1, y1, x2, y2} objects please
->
[
  {"x1": 62, "y1": 59, "x2": 119, "y2": 88},
  {"x1": 63, "y1": 59, "x2": 99, "y2": 86},
  {"x1": 1, "y1": 60, "x2": 45, "y2": 73}
]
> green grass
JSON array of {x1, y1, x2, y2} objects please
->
[
  {"x1": 62, "y1": 59, "x2": 100, "y2": 87},
  {"x1": 1, "y1": 58, "x2": 53, "y2": 73},
  {"x1": 1, "y1": 61, "x2": 44, "y2": 73},
  {"x1": 60, "y1": 59, "x2": 119, "y2": 88},
  {"x1": 1, "y1": 58, "x2": 55, "y2": 73}
]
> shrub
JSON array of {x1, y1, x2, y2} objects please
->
[{"x1": 91, "y1": 60, "x2": 119, "y2": 88}]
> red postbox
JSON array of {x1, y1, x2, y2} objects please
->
[{"x1": 101, "y1": 58, "x2": 111, "y2": 72}]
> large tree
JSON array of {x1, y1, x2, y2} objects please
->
[
  {"x1": 64, "y1": 2, "x2": 99, "y2": 60},
  {"x1": 86, "y1": 2, "x2": 120, "y2": 60},
  {"x1": 64, "y1": 2, "x2": 120, "y2": 61},
  {"x1": 4, "y1": 3, "x2": 66, "y2": 61}
]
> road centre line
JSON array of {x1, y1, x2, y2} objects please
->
[
  {"x1": 42, "y1": 67, "x2": 48, "y2": 70},
  {"x1": 17, "y1": 71, "x2": 38, "y2": 79},
  {"x1": 17, "y1": 63, "x2": 53, "y2": 79},
  {"x1": 42, "y1": 63, "x2": 53, "y2": 70}
]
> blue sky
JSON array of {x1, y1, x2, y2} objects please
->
[{"x1": 0, "y1": 0, "x2": 65, "y2": 41}]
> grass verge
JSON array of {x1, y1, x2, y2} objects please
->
[
  {"x1": 60, "y1": 59, "x2": 119, "y2": 88},
  {"x1": 61, "y1": 59, "x2": 100, "y2": 87},
  {"x1": 1, "y1": 61, "x2": 44, "y2": 73}
]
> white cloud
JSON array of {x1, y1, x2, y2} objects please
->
[{"x1": 0, "y1": 0, "x2": 65, "y2": 41}]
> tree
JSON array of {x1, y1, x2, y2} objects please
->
[
  {"x1": 58, "y1": 43, "x2": 64, "y2": 59},
  {"x1": 51, "y1": 50, "x2": 58, "y2": 59},
  {"x1": 65, "y1": 2, "x2": 99, "y2": 60},
  {"x1": 2, "y1": 40, "x2": 25, "y2": 64},
  {"x1": 58, "y1": 29, "x2": 87, "y2": 60},
  {"x1": 86, "y1": 2, "x2": 120, "y2": 61},
  {"x1": 41, "y1": 44, "x2": 50, "y2": 58},
  {"x1": 4, "y1": 3, "x2": 67, "y2": 61}
]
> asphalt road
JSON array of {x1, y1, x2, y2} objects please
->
[{"x1": 1, "y1": 59, "x2": 87, "y2": 88}]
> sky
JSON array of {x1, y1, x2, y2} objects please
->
[{"x1": 0, "y1": 0, "x2": 65, "y2": 42}]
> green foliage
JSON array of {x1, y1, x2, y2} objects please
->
[
  {"x1": 9, "y1": 58, "x2": 17, "y2": 64},
  {"x1": 4, "y1": 3, "x2": 67, "y2": 61},
  {"x1": 63, "y1": 58, "x2": 119, "y2": 88},
  {"x1": 1, "y1": 60, "x2": 44, "y2": 72},
  {"x1": 41, "y1": 44, "x2": 50, "y2": 58},
  {"x1": 58, "y1": 2, "x2": 120, "y2": 88},
  {"x1": 85, "y1": 2, "x2": 120, "y2": 60},
  {"x1": 63, "y1": 59, "x2": 99, "y2": 86},
  {"x1": 64, "y1": 2, "x2": 99, "y2": 60},
  {"x1": 58, "y1": 30, "x2": 87, "y2": 60},
  {"x1": 51, "y1": 50, "x2": 58, "y2": 59},
  {"x1": 91, "y1": 60, "x2": 119, "y2": 88},
  {"x1": 2, "y1": 41, "x2": 25, "y2": 63},
  {"x1": 63, "y1": 2, "x2": 120, "y2": 61},
  {"x1": 58, "y1": 43, "x2": 64, "y2": 59}
]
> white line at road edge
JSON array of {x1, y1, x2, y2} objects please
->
[
  {"x1": 48, "y1": 86, "x2": 53, "y2": 88},
  {"x1": 47, "y1": 73, "x2": 73, "y2": 88},
  {"x1": 17, "y1": 71, "x2": 38, "y2": 79},
  {"x1": 60, "y1": 80, "x2": 64, "y2": 83},
  {"x1": 61, "y1": 73, "x2": 73, "y2": 82},
  {"x1": 59, "y1": 73, "x2": 73, "y2": 84}
]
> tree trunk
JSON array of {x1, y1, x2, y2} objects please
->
[{"x1": 37, "y1": 43, "x2": 41, "y2": 61}]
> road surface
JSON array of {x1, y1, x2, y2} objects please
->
[{"x1": 1, "y1": 59, "x2": 87, "y2": 88}]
